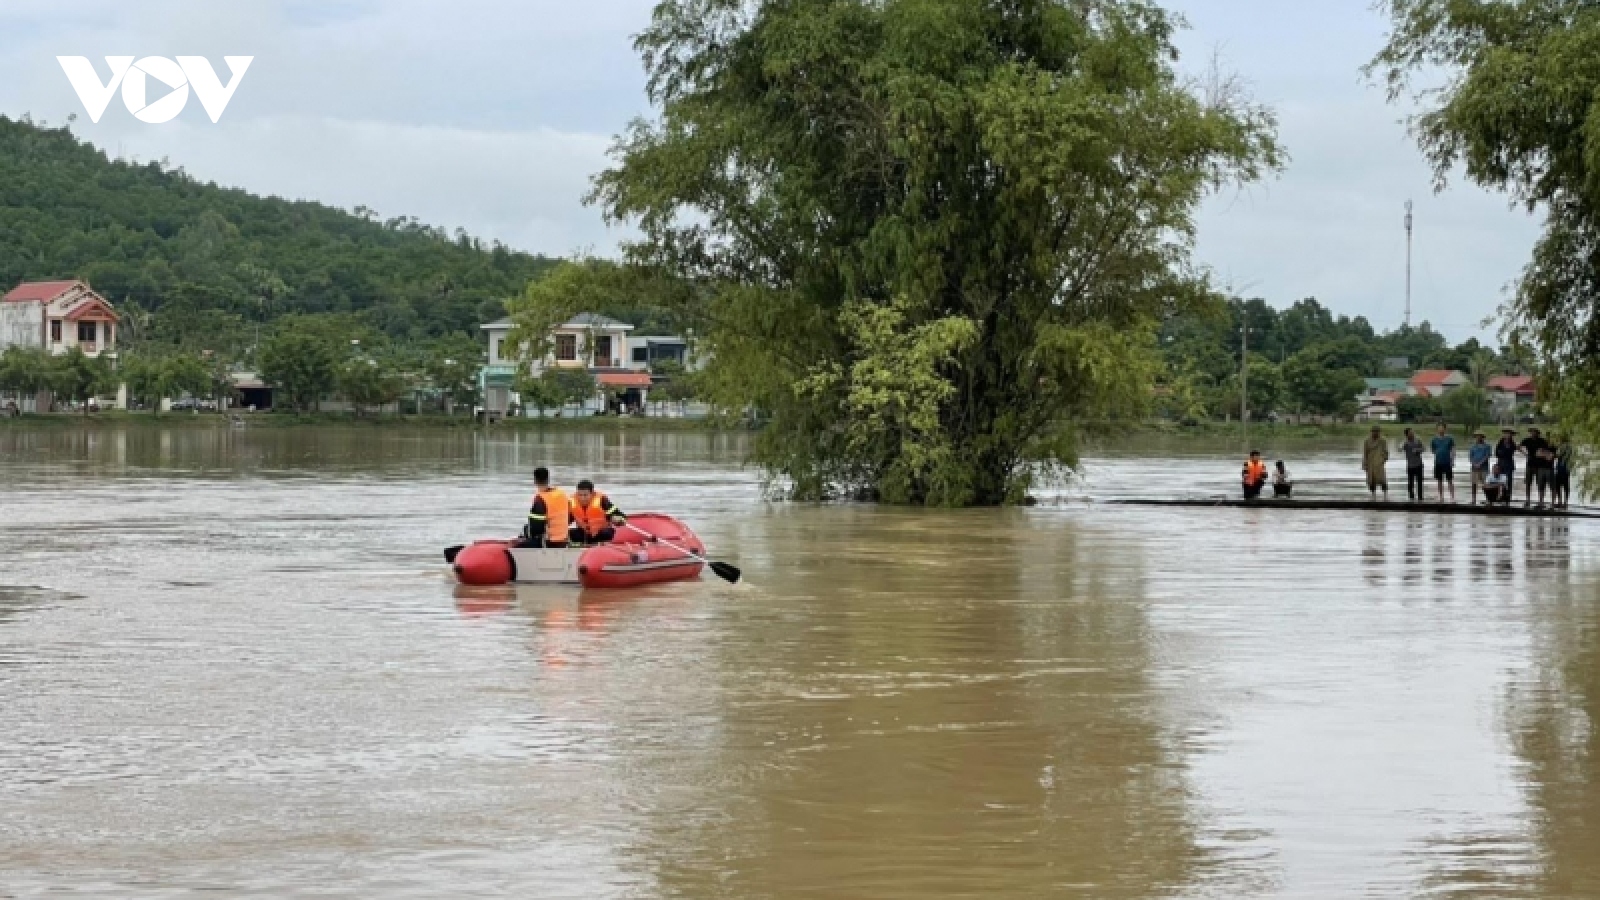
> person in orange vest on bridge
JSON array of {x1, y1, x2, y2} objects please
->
[
  {"x1": 568, "y1": 479, "x2": 628, "y2": 545},
  {"x1": 523, "y1": 467, "x2": 572, "y2": 548},
  {"x1": 1241, "y1": 451, "x2": 1268, "y2": 500}
]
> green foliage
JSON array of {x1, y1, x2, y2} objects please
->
[
  {"x1": 0, "y1": 115, "x2": 555, "y2": 352},
  {"x1": 259, "y1": 326, "x2": 337, "y2": 412},
  {"x1": 422, "y1": 333, "x2": 484, "y2": 415},
  {"x1": 1441, "y1": 383, "x2": 1490, "y2": 434},
  {"x1": 1371, "y1": 0, "x2": 1600, "y2": 492},
  {"x1": 1283, "y1": 348, "x2": 1365, "y2": 417},
  {"x1": 547, "y1": 368, "x2": 597, "y2": 410},
  {"x1": 650, "y1": 359, "x2": 699, "y2": 408},
  {"x1": 514, "y1": 366, "x2": 597, "y2": 417},
  {"x1": 336, "y1": 356, "x2": 404, "y2": 415},
  {"x1": 122, "y1": 352, "x2": 213, "y2": 412},
  {"x1": 1396, "y1": 394, "x2": 1443, "y2": 424},
  {"x1": 1156, "y1": 295, "x2": 1511, "y2": 421},
  {"x1": 51, "y1": 348, "x2": 113, "y2": 412},
  {"x1": 0, "y1": 346, "x2": 55, "y2": 396},
  {"x1": 1219, "y1": 355, "x2": 1283, "y2": 420},
  {"x1": 573, "y1": 0, "x2": 1280, "y2": 505}
]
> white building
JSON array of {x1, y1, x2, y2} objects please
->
[
  {"x1": 1, "y1": 281, "x2": 121, "y2": 412},
  {"x1": 479, "y1": 313, "x2": 673, "y2": 418},
  {"x1": 0, "y1": 280, "x2": 120, "y2": 358}
]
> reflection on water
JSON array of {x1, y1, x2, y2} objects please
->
[{"x1": 0, "y1": 425, "x2": 1598, "y2": 898}]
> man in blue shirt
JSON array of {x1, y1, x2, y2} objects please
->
[
  {"x1": 1467, "y1": 431, "x2": 1492, "y2": 505},
  {"x1": 1429, "y1": 422, "x2": 1457, "y2": 503}
]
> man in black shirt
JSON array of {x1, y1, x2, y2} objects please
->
[
  {"x1": 1494, "y1": 429, "x2": 1519, "y2": 495},
  {"x1": 1401, "y1": 427, "x2": 1427, "y2": 501},
  {"x1": 1519, "y1": 427, "x2": 1553, "y2": 507}
]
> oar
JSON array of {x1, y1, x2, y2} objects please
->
[{"x1": 623, "y1": 523, "x2": 740, "y2": 584}]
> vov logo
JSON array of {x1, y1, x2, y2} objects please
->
[{"x1": 57, "y1": 56, "x2": 253, "y2": 124}]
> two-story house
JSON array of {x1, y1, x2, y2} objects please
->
[
  {"x1": 0, "y1": 281, "x2": 120, "y2": 358},
  {"x1": 479, "y1": 313, "x2": 655, "y2": 417},
  {"x1": 1, "y1": 281, "x2": 121, "y2": 412}
]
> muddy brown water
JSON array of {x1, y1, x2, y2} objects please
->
[{"x1": 1, "y1": 425, "x2": 1597, "y2": 898}]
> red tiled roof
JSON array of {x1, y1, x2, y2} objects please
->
[
  {"x1": 1, "y1": 280, "x2": 83, "y2": 303},
  {"x1": 1487, "y1": 375, "x2": 1535, "y2": 394},
  {"x1": 1373, "y1": 391, "x2": 1404, "y2": 403},
  {"x1": 1409, "y1": 369, "x2": 1464, "y2": 386},
  {"x1": 595, "y1": 371, "x2": 653, "y2": 388},
  {"x1": 64, "y1": 297, "x2": 119, "y2": 322}
]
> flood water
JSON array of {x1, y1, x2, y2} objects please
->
[{"x1": 1, "y1": 424, "x2": 1597, "y2": 898}]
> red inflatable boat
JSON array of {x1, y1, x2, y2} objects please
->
[{"x1": 448, "y1": 513, "x2": 706, "y2": 589}]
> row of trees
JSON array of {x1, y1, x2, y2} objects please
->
[
  {"x1": 0, "y1": 347, "x2": 115, "y2": 413},
  {"x1": 1157, "y1": 297, "x2": 1528, "y2": 421},
  {"x1": 253, "y1": 315, "x2": 484, "y2": 414}
]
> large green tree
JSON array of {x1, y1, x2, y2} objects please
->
[
  {"x1": 1372, "y1": 0, "x2": 1600, "y2": 494},
  {"x1": 521, "y1": 0, "x2": 1280, "y2": 505},
  {"x1": 259, "y1": 328, "x2": 337, "y2": 413},
  {"x1": 52, "y1": 349, "x2": 113, "y2": 414},
  {"x1": 1283, "y1": 349, "x2": 1365, "y2": 418},
  {"x1": 123, "y1": 352, "x2": 213, "y2": 413}
]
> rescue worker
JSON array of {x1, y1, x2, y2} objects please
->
[
  {"x1": 523, "y1": 467, "x2": 572, "y2": 548},
  {"x1": 1241, "y1": 451, "x2": 1268, "y2": 500},
  {"x1": 568, "y1": 479, "x2": 628, "y2": 545}
]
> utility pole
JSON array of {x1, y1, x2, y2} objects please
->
[
  {"x1": 1404, "y1": 200, "x2": 1414, "y2": 328},
  {"x1": 1240, "y1": 313, "x2": 1249, "y2": 441}
]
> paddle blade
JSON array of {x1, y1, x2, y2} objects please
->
[
  {"x1": 444, "y1": 545, "x2": 463, "y2": 564},
  {"x1": 709, "y1": 561, "x2": 741, "y2": 584}
]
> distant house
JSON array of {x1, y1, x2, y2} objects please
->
[
  {"x1": 479, "y1": 313, "x2": 701, "y2": 418},
  {"x1": 0, "y1": 281, "x2": 121, "y2": 411},
  {"x1": 1356, "y1": 390, "x2": 1403, "y2": 423},
  {"x1": 1487, "y1": 374, "x2": 1536, "y2": 419},
  {"x1": 229, "y1": 371, "x2": 273, "y2": 410},
  {"x1": 0, "y1": 280, "x2": 119, "y2": 358},
  {"x1": 1407, "y1": 369, "x2": 1468, "y2": 398},
  {"x1": 1362, "y1": 377, "x2": 1410, "y2": 398}
]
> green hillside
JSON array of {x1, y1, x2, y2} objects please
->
[{"x1": 0, "y1": 115, "x2": 556, "y2": 353}]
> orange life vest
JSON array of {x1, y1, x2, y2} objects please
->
[
  {"x1": 1243, "y1": 460, "x2": 1267, "y2": 485},
  {"x1": 533, "y1": 487, "x2": 571, "y2": 540},
  {"x1": 571, "y1": 494, "x2": 614, "y2": 536}
]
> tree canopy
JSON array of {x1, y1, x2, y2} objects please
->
[
  {"x1": 1371, "y1": 0, "x2": 1600, "y2": 492},
  {"x1": 535, "y1": 0, "x2": 1281, "y2": 505}
]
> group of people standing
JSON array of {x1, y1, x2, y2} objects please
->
[{"x1": 1361, "y1": 424, "x2": 1575, "y2": 508}]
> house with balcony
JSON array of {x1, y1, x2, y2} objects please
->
[
  {"x1": 1, "y1": 280, "x2": 121, "y2": 411},
  {"x1": 0, "y1": 280, "x2": 119, "y2": 358},
  {"x1": 479, "y1": 313, "x2": 659, "y2": 417}
]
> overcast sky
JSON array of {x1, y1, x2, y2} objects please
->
[{"x1": 0, "y1": 0, "x2": 1539, "y2": 341}]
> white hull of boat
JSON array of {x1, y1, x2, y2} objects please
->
[{"x1": 507, "y1": 546, "x2": 587, "y2": 584}]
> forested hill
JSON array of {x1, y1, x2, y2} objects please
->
[{"x1": 0, "y1": 115, "x2": 556, "y2": 347}]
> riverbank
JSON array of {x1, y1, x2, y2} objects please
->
[
  {"x1": 1126, "y1": 420, "x2": 1555, "y2": 439},
  {"x1": 0, "y1": 411, "x2": 739, "y2": 431}
]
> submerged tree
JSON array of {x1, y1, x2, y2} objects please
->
[
  {"x1": 1372, "y1": 0, "x2": 1600, "y2": 495},
  {"x1": 512, "y1": 0, "x2": 1281, "y2": 505}
]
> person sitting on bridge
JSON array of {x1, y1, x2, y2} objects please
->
[
  {"x1": 523, "y1": 467, "x2": 572, "y2": 548},
  {"x1": 1272, "y1": 460, "x2": 1293, "y2": 498},
  {"x1": 1483, "y1": 463, "x2": 1511, "y2": 506},
  {"x1": 1242, "y1": 451, "x2": 1268, "y2": 500},
  {"x1": 569, "y1": 479, "x2": 628, "y2": 545}
]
